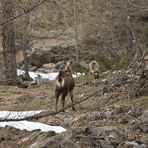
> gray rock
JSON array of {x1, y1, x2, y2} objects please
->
[
  {"x1": 90, "y1": 127, "x2": 105, "y2": 137},
  {"x1": 125, "y1": 141, "x2": 139, "y2": 146},
  {"x1": 113, "y1": 106, "x2": 126, "y2": 114},
  {"x1": 84, "y1": 127, "x2": 105, "y2": 138},
  {"x1": 140, "y1": 124, "x2": 148, "y2": 133},
  {"x1": 141, "y1": 110, "x2": 148, "y2": 124},
  {"x1": 123, "y1": 141, "x2": 147, "y2": 148},
  {"x1": 40, "y1": 140, "x2": 61, "y2": 148},
  {"x1": 55, "y1": 61, "x2": 64, "y2": 69},
  {"x1": 118, "y1": 117, "x2": 129, "y2": 124},
  {"x1": 29, "y1": 45, "x2": 75, "y2": 68},
  {"x1": 42, "y1": 63, "x2": 56, "y2": 70},
  {"x1": 29, "y1": 51, "x2": 43, "y2": 67},
  {"x1": 108, "y1": 129, "x2": 118, "y2": 140},
  {"x1": 29, "y1": 49, "x2": 56, "y2": 68},
  {"x1": 99, "y1": 140, "x2": 115, "y2": 148},
  {"x1": 134, "y1": 144, "x2": 147, "y2": 148}
]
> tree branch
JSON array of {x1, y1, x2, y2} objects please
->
[
  {"x1": 0, "y1": 0, "x2": 48, "y2": 26},
  {"x1": 127, "y1": 0, "x2": 148, "y2": 9}
]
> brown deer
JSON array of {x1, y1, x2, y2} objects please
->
[
  {"x1": 55, "y1": 61, "x2": 75, "y2": 111},
  {"x1": 89, "y1": 60, "x2": 100, "y2": 79}
]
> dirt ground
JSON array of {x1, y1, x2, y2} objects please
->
[{"x1": 0, "y1": 74, "x2": 148, "y2": 147}]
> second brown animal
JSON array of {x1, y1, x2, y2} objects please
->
[{"x1": 89, "y1": 60, "x2": 100, "y2": 79}]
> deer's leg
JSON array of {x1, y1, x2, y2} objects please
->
[
  {"x1": 96, "y1": 72, "x2": 99, "y2": 79},
  {"x1": 70, "y1": 91, "x2": 75, "y2": 110},
  {"x1": 93, "y1": 74, "x2": 95, "y2": 79},
  {"x1": 61, "y1": 92, "x2": 68, "y2": 111},
  {"x1": 55, "y1": 90, "x2": 60, "y2": 111}
]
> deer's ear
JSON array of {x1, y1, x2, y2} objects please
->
[{"x1": 67, "y1": 60, "x2": 72, "y2": 65}]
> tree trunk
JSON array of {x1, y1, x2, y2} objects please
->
[
  {"x1": 22, "y1": 35, "x2": 30, "y2": 80},
  {"x1": 73, "y1": 0, "x2": 79, "y2": 63},
  {"x1": 2, "y1": 0, "x2": 17, "y2": 81},
  {"x1": 126, "y1": 22, "x2": 134, "y2": 62}
]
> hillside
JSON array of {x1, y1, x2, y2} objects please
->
[
  {"x1": 0, "y1": 69, "x2": 148, "y2": 147},
  {"x1": 0, "y1": 0, "x2": 148, "y2": 68},
  {"x1": 0, "y1": 0, "x2": 148, "y2": 147}
]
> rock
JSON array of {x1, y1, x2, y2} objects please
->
[
  {"x1": 113, "y1": 106, "x2": 124, "y2": 114},
  {"x1": 90, "y1": 127, "x2": 105, "y2": 137},
  {"x1": 141, "y1": 110, "x2": 148, "y2": 124},
  {"x1": 98, "y1": 140, "x2": 115, "y2": 148},
  {"x1": 29, "y1": 51, "x2": 43, "y2": 67},
  {"x1": 121, "y1": 141, "x2": 147, "y2": 148},
  {"x1": 39, "y1": 140, "x2": 61, "y2": 148},
  {"x1": 37, "y1": 68, "x2": 49, "y2": 73},
  {"x1": 84, "y1": 111, "x2": 106, "y2": 121},
  {"x1": 42, "y1": 63, "x2": 56, "y2": 70},
  {"x1": 29, "y1": 49, "x2": 56, "y2": 68},
  {"x1": 118, "y1": 117, "x2": 129, "y2": 124},
  {"x1": 84, "y1": 127, "x2": 105, "y2": 138},
  {"x1": 108, "y1": 129, "x2": 118, "y2": 140},
  {"x1": 139, "y1": 124, "x2": 148, "y2": 133},
  {"x1": 37, "y1": 63, "x2": 56, "y2": 73},
  {"x1": 55, "y1": 61, "x2": 64, "y2": 69},
  {"x1": 20, "y1": 131, "x2": 57, "y2": 148},
  {"x1": 29, "y1": 45, "x2": 75, "y2": 68},
  {"x1": 29, "y1": 66, "x2": 38, "y2": 72}
]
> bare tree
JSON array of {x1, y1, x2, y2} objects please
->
[
  {"x1": 73, "y1": 0, "x2": 79, "y2": 63},
  {"x1": 2, "y1": 0, "x2": 17, "y2": 82}
]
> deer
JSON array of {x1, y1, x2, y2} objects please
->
[
  {"x1": 89, "y1": 60, "x2": 100, "y2": 79},
  {"x1": 55, "y1": 61, "x2": 75, "y2": 111}
]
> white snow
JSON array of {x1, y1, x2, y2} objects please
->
[
  {"x1": 17, "y1": 69, "x2": 58, "y2": 81},
  {"x1": 0, "y1": 120, "x2": 66, "y2": 133},
  {"x1": 17, "y1": 69, "x2": 84, "y2": 81},
  {"x1": 0, "y1": 110, "x2": 44, "y2": 120},
  {"x1": 0, "y1": 111, "x2": 66, "y2": 133}
]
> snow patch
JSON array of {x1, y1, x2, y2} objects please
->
[
  {"x1": 17, "y1": 69, "x2": 58, "y2": 81},
  {"x1": 0, "y1": 110, "x2": 44, "y2": 120},
  {"x1": 0, "y1": 120, "x2": 66, "y2": 133},
  {"x1": 17, "y1": 69, "x2": 84, "y2": 81},
  {"x1": 0, "y1": 111, "x2": 66, "y2": 133}
]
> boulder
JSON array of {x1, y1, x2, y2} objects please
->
[
  {"x1": 29, "y1": 45, "x2": 75, "y2": 68},
  {"x1": 29, "y1": 49, "x2": 55, "y2": 68}
]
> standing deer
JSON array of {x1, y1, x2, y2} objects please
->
[
  {"x1": 89, "y1": 60, "x2": 100, "y2": 79},
  {"x1": 55, "y1": 61, "x2": 75, "y2": 111}
]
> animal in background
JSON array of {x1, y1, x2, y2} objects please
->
[
  {"x1": 55, "y1": 61, "x2": 75, "y2": 111},
  {"x1": 89, "y1": 60, "x2": 100, "y2": 79}
]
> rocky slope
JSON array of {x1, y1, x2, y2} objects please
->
[{"x1": 0, "y1": 65, "x2": 147, "y2": 148}]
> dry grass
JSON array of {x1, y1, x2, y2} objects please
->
[{"x1": 0, "y1": 74, "x2": 147, "y2": 112}]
